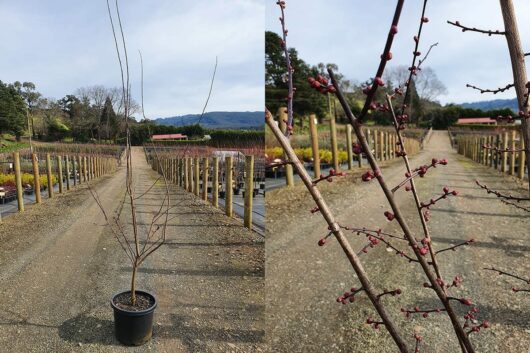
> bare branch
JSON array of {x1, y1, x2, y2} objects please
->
[
  {"x1": 466, "y1": 83, "x2": 514, "y2": 94},
  {"x1": 447, "y1": 20, "x2": 506, "y2": 36},
  {"x1": 475, "y1": 180, "x2": 530, "y2": 202}
]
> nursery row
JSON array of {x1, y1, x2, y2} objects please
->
[
  {"x1": 456, "y1": 131, "x2": 527, "y2": 180},
  {"x1": 0, "y1": 152, "x2": 118, "y2": 220},
  {"x1": 267, "y1": 110, "x2": 427, "y2": 185},
  {"x1": 146, "y1": 149, "x2": 264, "y2": 230}
]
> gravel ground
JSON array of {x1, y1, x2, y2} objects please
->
[
  {"x1": 0, "y1": 147, "x2": 264, "y2": 353},
  {"x1": 266, "y1": 131, "x2": 529, "y2": 353}
]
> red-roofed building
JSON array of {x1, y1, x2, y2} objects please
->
[
  {"x1": 456, "y1": 117, "x2": 496, "y2": 125},
  {"x1": 151, "y1": 133, "x2": 188, "y2": 141}
]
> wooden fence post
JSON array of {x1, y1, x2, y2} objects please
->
[
  {"x1": 46, "y1": 153, "x2": 53, "y2": 198},
  {"x1": 346, "y1": 124, "x2": 353, "y2": 170},
  {"x1": 225, "y1": 156, "x2": 233, "y2": 217},
  {"x1": 244, "y1": 155, "x2": 254, "y2": 229},
  {"x1": 481, "y1": 137, "x2": 486, "y2": 165},
  {"x1": 373, "y1": 130, "x2": 379, "y2": 160},
  {"x1": 212, "y1": 157, "x2": 219, "y2": 208},
  {"x1": 489, "y1": 136, "x2": 494, "y2": 167},
  {"x1": 173, "y1": 158, "x2": 177, "y2": 184},
  {"x1": 190, "y1": 157, "x2": 195, "y2": 192},
  {"x1": 72, "y1": 156, "x2": 77, "y2": 186},
  {"x1": 510, "y1": 130, "x2": 516, "y2": 175},
  {"x1": 13, "y1": 152, "x2": 24, "y2": 212},
  {"x1": 78, "y1": 155, "x2": 83, "y2": 183},
  {"x1": 178, "y1": 158, "x2": 182, "y2": 186},
  {"x1": 86, "y1": 156, "x2": 91, "y2": 181},
  {"x1": 388, "y1": 133, "x2": 396, "y2": 159},
  {"x1": 171, "y1": 158, "x2": 174, "y2": 182},
  {"x1": 380, "y1": 131, "x2": 385, "y2": 161},
  {"x1": 79, "y1": 156, "x2": 84, "y2": 182},
  {"x1": 502, "y1": 132, "x2": 508, "y2": 172},
  {"x1": 385, "y1": 131, "x2": 390, "y2": 161},
  {"x1": 57, "y1": 155, "x2": 63, "y2": 194},
  {"x1": 309, "y1": 113, "x2": 320, "y2": 178},
  {"x1": 202, "y1": 157, "x2": 209, "y2": 201},
  {"x1": 184, "y1": 158, "x2": 189, "y2": 191},
  {"x1": 519, "y1": 138, "x2": 526, "y2": 180},
  {"x1": 65, "y1": 156, "x2": 71, "y2": 190},
  {"x1": 83, "y1": 156, "x2": 88, "y2": 183},
  {"x1": 330, "y1": 114, "x2": 339, "y2": 170},
  {"x1": 87, "y1": 156, "x2": 91, "y2": 180},
  {"x1": 32, "y1": 153, "x2": 42, "y2": 203},
  {"x1": 194, "y1": 157, "x2": 200, "y2": 196}
]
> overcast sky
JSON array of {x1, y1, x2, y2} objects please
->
[
  {"x1": 0, "y1": 0, "x2": 264, "y2": 118},
  {"x1": 266, "y1": 0, "x2": 530, "y2": 105}
]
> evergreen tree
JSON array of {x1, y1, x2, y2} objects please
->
[
  {"x1": 101, "y1": 96, "x2": 118, "y2": 140},
  {"x1": 0, "y1": 81, "x2": 27, "y2": 139}
]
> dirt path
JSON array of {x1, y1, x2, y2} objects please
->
[
  {"x1": 0, "y1": 147, "x2": 264, "y2": 353},
  {"x1": 266, "y1": 131, "x2": 529, "y2": 353}
]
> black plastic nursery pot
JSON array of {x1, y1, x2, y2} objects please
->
[{"x1": 111, "y1": 290, "x2": 157, "y2": 346}]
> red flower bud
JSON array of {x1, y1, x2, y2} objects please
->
[
  {"x1": 362, "y1": 171, "x2": 374, "y2": 182},
  {"x1": 381, "y1": 52, "x2": 392, "y2": 61},
  {"x1": 374, "y1": 77, "x2": 385, "y2": 87},
  {"x1": 460, "y1": 298, "x2": 473, "y2": 306},
  {"x1": 384, "y1": 211, "x2": 395, "y2": 221},
  {"x1": 390, "y1": 25, "x2": 398, "y2": 34}
]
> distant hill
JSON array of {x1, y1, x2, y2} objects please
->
[
  {"x1": 154, "y1": 111, "x2": 263, "y2": 130},
  {"x1": 458, "y1": 98, "x2": 518, "y2": 112}
]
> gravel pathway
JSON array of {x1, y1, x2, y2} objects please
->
[
  {"x1": 266, "y1": 131, "x2": 529, "y2": 353},
  {"x1": 0, "y1": 147, "x2": 264, "y2": 353}
]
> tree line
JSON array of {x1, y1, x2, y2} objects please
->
[
  {"x1": 265, "y1": 31, "x2": 512, "y2": 129},
  {"x1": 0, "y1": 81, "x2": 132, "y2": 142},
  {"x1": 0, "y1": 81, "x2": 263, "y2": 146}
]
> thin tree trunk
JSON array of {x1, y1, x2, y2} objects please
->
[
  {"x1": 130, "y1": 263, "x2": 137, "y2": 305},
  {"x1": 500, "y1": 0, "x2": 530, "y2": 195}
]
